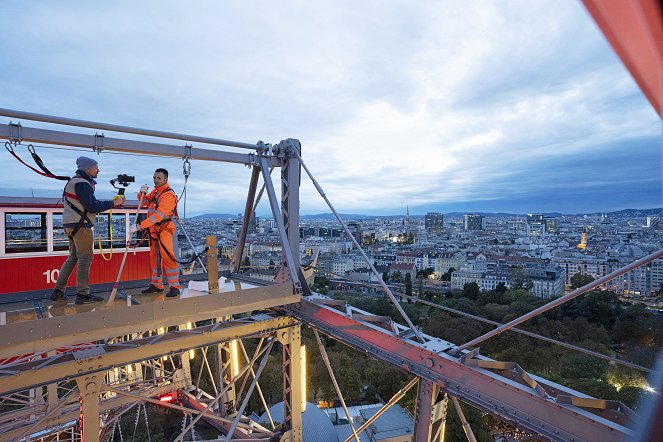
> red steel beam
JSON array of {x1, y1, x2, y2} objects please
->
[
  {"x1": 583, "y1": 0, "x2": 663, "y2": 116},
  {"x1": 290, "y1": 299, "x2": 632, "y2": 442}
]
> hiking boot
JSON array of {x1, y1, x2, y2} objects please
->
[
  {"x1": 141, "y1": 284, "x2": 164, "y2": 294},
  {"x1": 166, "y1": 287, "x2": 180, "y2": 298},
  {"x1": 75, "y1": 293, "x2": 104, "y2": 304},
  {"x1": 50, "y1": 289, "x2": 67, "y2": 303}
]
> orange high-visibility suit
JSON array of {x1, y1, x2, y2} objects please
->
[{"x1": 138, "y1": 183, "x2": 180, "y2": 290}]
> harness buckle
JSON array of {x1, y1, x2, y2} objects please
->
[
  {"x1": 8, "y1": 122, "x2": 22, "y2": 145},
  {"x1": 94, "y1": 133, "x2": 104, "y2": 154}
]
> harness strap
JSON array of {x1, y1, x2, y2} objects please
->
[
  {"x1": 150, "y1": 230, "x2": 207, "y2": 265},
  {"x1": 5, "y1": 142, "x2": 69, "y2": 181},
  {"x1": 63, "y1": 180, "x2": 92, "y2": 238},
  {"x1": 28, "y1": 146, "x2": 70, "y2": 180}
]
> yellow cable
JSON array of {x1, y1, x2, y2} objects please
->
[{"x1": 96, "y1": 207, "x2": 113, "y2": 261}]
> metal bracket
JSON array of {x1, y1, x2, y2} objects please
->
[
  {"x1": 247, "y1": 152, "x2": 259, "y2": 167},
  {"x1": 73, "y1": 346, "x2": 106, "y2": 361},
  {"x1": 256, "y1": 140, "x2": 267, "y2": 155},
  {"x1": 8, "y1": 122, "x2": 21, "y2": 144},
  {"x1": 458, "y1": 347, "x2": 481, "y2": 364},
  {"x1": 183, "y1": 144, "x2": 192, "y2": 160},
  {"x1": 94, "y1": 133, "x2": 104, "y2": 154},
  {"x1": 276, "y1": 138, "x2": 301, "y2": 159}
]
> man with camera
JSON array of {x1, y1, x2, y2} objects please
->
[
  {"x1": 129, "y1": 168, "x2": 181, "y2": 298},
  {"x1": 50, "y1": 156, "x2": 126, "y2": 304}
]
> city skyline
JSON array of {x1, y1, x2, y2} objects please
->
[{"x1": 0, "y1": 1, "x2": 660, "y2": 216}]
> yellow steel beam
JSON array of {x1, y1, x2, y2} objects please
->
[
  {"x1": 0, "y1": 282, "x2": 297, "y2": 359},
  {"x1": 0, "y1": 315, "x2": 297, "y2": 396}
]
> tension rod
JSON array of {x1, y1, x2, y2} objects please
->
[{"x1": 294, "y1": 150, "x2": 424, "y2": 343}]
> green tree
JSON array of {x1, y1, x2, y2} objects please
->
[
  {"x1": 509, "y1": 268, "x2": 533, "y2": 290},
  {"x1": 405, "y1": 273, "x2": 413, "y2": 296},
  {"x1": 382, "y1": 271, "x2": 389, "y2": 283},
  {"x1": 242, "y1": 255, "x2": 251, "y2": 267},
  {"x1": 441, "y1": 267, "x2": 455, "y2": 282},
  {"x1": 560, "y1": 354, "x2": 609, "y2": 381},
  {"x1": 462, "y1": 282, "x2": 480, "y2": 301},
  {"x1": 570, "y1": 272, "x2": 595, "y2": 289}
]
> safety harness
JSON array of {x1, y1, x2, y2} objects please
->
[
  {"x1": 143, "y1": 187, "x2": 207, "y2": 266},
  {"x1": 62, "y1": 177, "x2": 94, "y2": 239}
]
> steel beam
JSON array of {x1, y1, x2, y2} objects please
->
[
  {"x1": 234, "y1": 166, "x2": 261, "y2": 273},
  {"x1": 0, "y1": 124, "x2": 282, "y2": 167},
  {"x1": 414, "y1": 380, "x2": 447, "y2": 442},
  {"x1": 0, "y1": 382, "x2": 179, "y2": 442},
  {"x1": 0, "y1": 282, "x2": 297, "y2": 359},
  {"x1": 0, "y1": 108, "x2": 259, "y2": 150},
  {"x1": 0, "y1": 315, "x2": 297, "y2": 396},
  {"x1": 277, "y1": 140, "x2": 303, "y2": 287},
  {"x1": 76, "y1": 373, "x2": 101, "y2": 442},
  {"x1": 291, "y1": 299, "x2": 633, "y2": 442},
  {"x1": 259, "y1": 156, "x2": 301, "y2": 291},
  {"x1": 278, "y1": 325, "x2": 303, "y2": 442}
]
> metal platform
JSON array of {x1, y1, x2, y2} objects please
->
[{"x1": 0, "y1": 277, "x2": 299, "y2": 361}]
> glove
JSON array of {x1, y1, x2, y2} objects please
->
[
  {"x1": 128, "y1": 224, "x2": 141, "y2": 235},
  {"x1": 139, "y1": 184, "x2": 149, "y2": 194}
]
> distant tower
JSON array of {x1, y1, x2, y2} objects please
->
[
  {"x1": 425, "y1": 212, "x2": 444, "y2": 233},
  {"x1": 463, "y1": 214, "x2": 483, "y2": 231},
  {"x1": 406, "y1": 205, "x2": 410, "y2": 226},
  {"x1": 577, "y1": 227, "x2": 587, "y2": 250}
]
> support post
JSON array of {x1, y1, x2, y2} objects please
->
[
  {"x1": 278, "y1": 325, "x2": 303, "y2": 442},
  {"x1": 279, "y1": 140, "x2": 301, "y2": 274},
  {"x1": 75, "y1": 374, "x2": 101, "y2": 442},
  {"x1": 207, "y1": 236, "x2": 219, "y2": 293},
  {"x1": 234, "y1": 166, "x2": 260, "y2": 272},
  {"x1": 215, "y1": 316, "x2": 236, "y2": 416},
  {"x1": 451, "y1": 396, "x2": 477, "y2": 442},
  {"x1": 414, "y1": 380, "x2": 447, "y2": 442},
  {"x1": 258, "y1": 156, "x2": 301, "y2": 292}
]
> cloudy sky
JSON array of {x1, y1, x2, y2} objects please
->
[{"x1": 0, "y1": 0, "x2": 660, "y2": 216}]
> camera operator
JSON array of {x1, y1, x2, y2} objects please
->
[
  {"x1": 50, "y1": 156, "x2": 126, "y2": 304},
  {"x1": 128, "y1": 168, "x2": 181, "y2": 298}
]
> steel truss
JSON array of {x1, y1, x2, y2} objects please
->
[
  {"x1": 289, "y1": 297, "x2": 634, "y2": 442},
  {"x1": 0, "y1": 108, "x2": 658, "y2": 441}
]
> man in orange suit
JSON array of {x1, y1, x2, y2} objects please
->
[{"x1": 129, "y1": 168, "x2": 180, "y2": 297}]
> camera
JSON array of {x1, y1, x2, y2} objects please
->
[{"x1": 110, "y1": 174, "x2": 135, "y2": 195}]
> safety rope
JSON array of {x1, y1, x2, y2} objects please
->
[
  {"x1": 151, "y1": 229, "x2": 208, "y2": 266},
  {"x1": 178, "y1": 158, "x2": 191, "y2": 223},
  {"x1": 96, "y1": 209, "x2": 113, "y2": 261},
  {"x1": 5, "y1": 141, "x2": 69, "y2": 180}
]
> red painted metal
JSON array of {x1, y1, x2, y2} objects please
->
[
  {"x1": 583, "y1": 0, "x2": 663, "y2": 116},
  {"x1": 0, "y1": 251, "x2": 150, "y2": 295}
]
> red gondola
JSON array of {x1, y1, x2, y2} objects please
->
[{"x1": 0, "y1": 196, "x2": 151, "y2": 295}]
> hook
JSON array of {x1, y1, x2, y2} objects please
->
[
  {"x1": 27, "y1": 144, "x2": 36, "y2": 154},
  {"x1": 4, "y1": 141, "x2": 14, "y2": 153},
  {"x1": 182, "y1": 158, "x2": 191, "y2": 177}
]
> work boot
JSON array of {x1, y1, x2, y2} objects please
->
[
  {"x1": 75, "y1": 293, "x2": 104, "y2": 305},
  {"x1": 50, "y1": 289, "x2": 67, "y2": 303},
  {"x1": 141, "y1": 284, "x2": 164, "y2": 294},
  {"x1": 166, "y1": 287, "x2": 180, "y2": 298}
]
